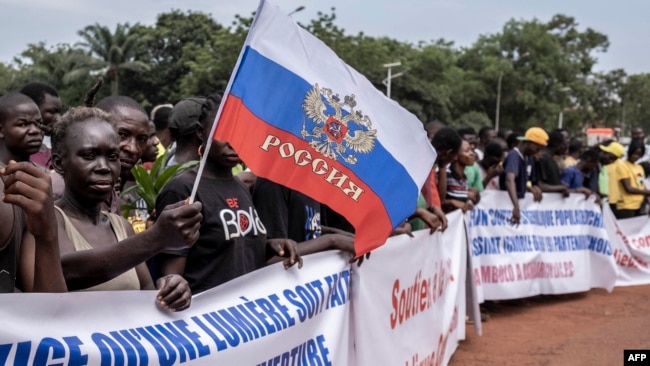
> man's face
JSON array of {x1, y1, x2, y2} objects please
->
[
  {"x1": 632, "y1": 128, "x2": 645, "y2": 140},
  {"x1": 141, "y1": 121, "x2": 160, "y2": 163},
  {"x1": 560, "y1": 130, "x2": 570, "y2": 146},
  {"x1": 600, "y1": 151, "x2": 616, "y2": 165},
  {"x1": 583, "y1": 159, "x2": 598, "y2": 173},
  {"x1": 0, "y1": 101, "x2": 44, "y2": 159},
  {"x1": 481, "y1": 129, "x2": 497, "y2": 146},
  {"x1": 523, "y1": 141, "x2": 543, "y2": 158},
  {"x1": 39, "y1": 93, "x2": 62, "y2": 127},
  {"x1": 112, "y1": 106, "x2": 149, "y2": 175}
]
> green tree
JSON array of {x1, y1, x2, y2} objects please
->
[
  {"x1": 72, "y1": 23, "x2": 150, "y2": 95},
  {"x1": 459, "y1": 14, "x2": 609, "y2": 133},
  {"x1": 620, "y1": 73, "x2": 650, "y2": 136},
  {"x1": 120, "y1": 11, "x2": 229, "y2": 106},
  {"x1": 11, "y1": 43, "x2": 100, "y2": 106},
  {"x1": 586, "y1": 69, "x2": 626, "y2": 129},
  {"x1": 179, "y1": 14, "x2": 252, "y2": 98}
]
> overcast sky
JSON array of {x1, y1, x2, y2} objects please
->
[{"x1": 1, "y1": 0, "x2": 648, "y2": 74}]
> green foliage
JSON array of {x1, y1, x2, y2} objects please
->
[
  {"x1": 620, "y1": 73, "x2": 650, "y2": 135},
  {"x1": 454, "y1": 111, "x2": 493, "y2": 131},
  {"x1": 120, "y1": 11, "x2": 233, "y2": 106},
  {"x1": 73, "y1": 23, "x2": 151, "y2": 95},
  {"x1": 120, "y1": 151, "x2": 198, "y2": 216},
  {"x1": 0, "y1": 8, "x2": 638, "y2": 138}
]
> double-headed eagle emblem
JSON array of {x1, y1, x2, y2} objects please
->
[{"x1": 301, "y1": 84, "x2": 377, "y2": 165}]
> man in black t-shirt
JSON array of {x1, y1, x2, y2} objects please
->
[
  {"x1": 536, "y1": 130, "x2": 570, "y2": 196},
  {"x1": 156, "y1": 170, "x2": 268, "y2": 294},
  {"x1": 253, "y1": 177, "x2": 322, "y2": 242},
  {"x1": 252, "y1": 178, "x2": 356, "y2": 257}
]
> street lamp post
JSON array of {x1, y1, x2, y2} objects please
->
[
  {"x1": 288, "y1": 5, "x2": 305, "y2": 16},
  {"x1": 494, "y1": 52, "x2": 529, "y2": 132},
  {"x1": 557, "y1": 86, "x2": 571, "y2": 129},
  {"x1": 382, "y1": 61, "x2": 403, "y2": 98},
  {"x1": 495, "y1": 72, "x2": 503, "y2": 132}
]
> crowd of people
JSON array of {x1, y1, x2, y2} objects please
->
[
  {"x1": 0, "y1": 80, "x2": 443, "y2": 304},
  {"x1": 1, "y1": 79, "x2": 647, "y2": 317},
  {"x1": 424, "y1": 121, "x2": 650, "y2": 224}
]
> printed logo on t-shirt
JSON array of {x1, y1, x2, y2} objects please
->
[
  {"x1": 304, "y1": 205, "x2": 322, "y2": 240},
  {"x1": 221, "y1": 197, "x2": 267, "y2": 240}
]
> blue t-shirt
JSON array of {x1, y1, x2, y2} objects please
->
[
  {"x1": 499, "y1": 149, "x2": 535, "y2": 199},
  {"x1": 561, "y1": 166, "x2": 583, "y2": 189}
]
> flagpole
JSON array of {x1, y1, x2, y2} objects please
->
[{"x1": 189, "y1": 0, "x2": 268, "y2": 203}]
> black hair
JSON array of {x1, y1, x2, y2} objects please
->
[
  {"x1": 424, "y1": 119, "x2": 445, "y2": 131},
  {"x1": 568, "y1": 137, "x2": 583, "y2": 154},
  {"x1": 506, "y1": 132, "x2": 521, "y2": 149},
  {"x1": 601, "y1": 139, "x2": 614, "y2": 147},
  {"x1": 497, "y1": 128, "x2": 513, "y2": 140},
  {"x1": 580, "y1": 148, "x2": 600, "y2": 162},
  {"x1": 52, "y1": 78, "x2": 113, "y2": 157},
  {"x1": 457, "y1": 127, "x2": 477, "y2": 137},
  {"x1": 0, "y1": 93, "x2": 37, "y2": 124},
  {"x1": 547, "y1": 130, "x2": 565, "y2": 149},
  {"x1": 628, "y1": 139, "x2": 646, "y2": 157},
  {"x1": 198, "y1": 93, "x2": 223, "y2": 144},
  {"x1": 152, "y1": 105, "x2": 173, "y2": 131},
  {"x1": 484, "y1": 141, "x2": 504, "y2": 160},
  {"x1": 478, "y1": 126, "x2": 495, "y2": 139},
  {"x1": 96, "y1": 95, "x2": 147, "y2": 116},
  {"x1": 431, "y1": 127, "x2": 462, "y2": 153},
  {"x1": 199, "y1": 93, "x2": 222, "y2": 126},
  {"x1": 640, "y1": 161, "x2": 650, "y2": 177},
  {"x1": 19, "y1": 82, "x2": 59, "y2": 107},
  {"x1": 425, "y1": 120, "x2": 445, "y2": 128}
]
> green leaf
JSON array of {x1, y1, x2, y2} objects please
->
[
  {"x1": 153, "y1": 160, "x2": 199, "y2": 192},
  {"x1": 120, "y1": 203, "x2": 137, "y2": 219},
  {"x1": 153, "y1": 165, "x2": 181, "y2": 192},
  {"x1": 150, "y1": 149, "x2": 170, "y2": 180},
  {"x1": 130, "y1": 164, "x2": 156, "y2": 209},
  {"x1": 119, "y1": 183, "x2": 139, "y2": 198}
]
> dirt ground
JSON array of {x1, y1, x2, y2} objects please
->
[{"x1": 449, "y1": 285, "x2": 650, "y2": 366}]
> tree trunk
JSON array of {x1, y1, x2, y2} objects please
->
[{"x1": 112, "y1": 73, "x2": 119, "y2": 95}]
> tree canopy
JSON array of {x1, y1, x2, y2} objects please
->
[{"x1": 0, "y1": 9, "x2": 645, "y2": 136}]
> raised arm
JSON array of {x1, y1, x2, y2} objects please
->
[
  {"x1": 60, "y1": 200, "x2": 201, "y2": 290},
  {"x1": 3, "y1": 161, "x2": 66, "y2": 293}
]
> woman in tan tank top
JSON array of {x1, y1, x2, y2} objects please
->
[{"x1": 45, "y1": 101, "x2": 192, "y2": 311}]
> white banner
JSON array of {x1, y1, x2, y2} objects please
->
[
  {"x1": 603, "y1": 203, "x2": 650, "y2": 286},
  {"x1": 351, "y1": 210, "x2": 467, "y2": 366},
  {"x1": 467, "y1": 191, "x2": 617, "y2": 301},
  {"x1": 0, "y1": 252, "x2": 352, "y2": 365}
]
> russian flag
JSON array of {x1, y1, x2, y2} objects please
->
[{"x1": 211, "y1": 0, "x2": 436, "y2": 256}]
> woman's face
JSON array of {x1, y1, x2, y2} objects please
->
[
  {"x1": 457, "y1": 140, "x2": 475, "y2": 166},
  {"x1": 629, "y1": 148, "x2": 644, "y2": 163},
  {"x1": 59, "y1": 118, "x2": 120, "y2": 202},
  {"x1": 208, "y1": 140, "x2": 241, "y2": 169}
]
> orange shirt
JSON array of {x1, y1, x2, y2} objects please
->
[{"x1": 421, "y1": 168, "x2": 441, "y2": 208}]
